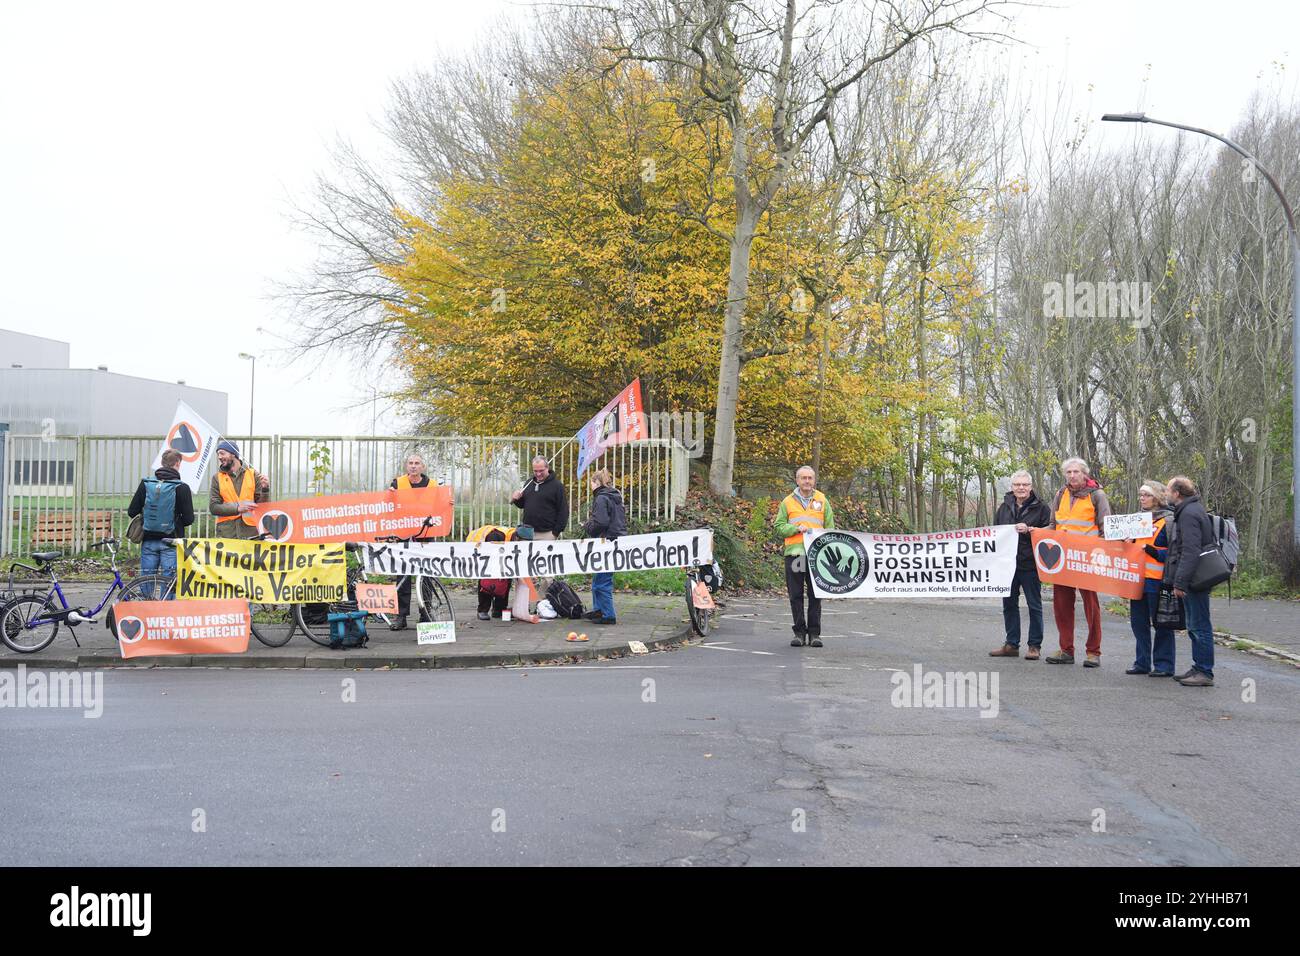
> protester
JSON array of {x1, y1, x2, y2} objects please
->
[
  {"x1": 466, "y1": 524, "x2": 538, "y2": 623},
  {"x1": 509, "y1": 455, "x2": 567, "y2": 618},
  {"x1": 1164, "y1": 476, "x2": 1216, "y2": 687},
  {"x1": 989, "y1": 470, "x2": 1053, "y2": 659},
  {"x1": 774, "y1": 465, "x2": 834, "y2": 648},
  {"x1": 1127, "y1": 481, "x2": 1176, "y2": 677},
  {"x1": 126, "y1": 448, "x2": 195, "y2": 596},
  {"x1": 209, "y1": 440, "x2": 269, "y2": 539},
  {"x1": 1045, "y1": 457, "x2": 1110, "y2": 667},
  {"x1": 582, "y1": 468, "x2": 627, "y2": 625},
  {"x1": 387, "y1": 452, "x2": 435, "y2": 631}
]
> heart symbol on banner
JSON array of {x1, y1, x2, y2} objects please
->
[
  {"x1": 169, "y1": 424, "x2": 198, "y2": 454},
  {"x1": 119, "y1": 619, "x2": 143, "y2": 642},
  {"x1": 262, "y1": 513, "x2": 290, "y2": 540},
  {"x1": 1037, "y1": 541, "x2": 1062, "y2": 569}
]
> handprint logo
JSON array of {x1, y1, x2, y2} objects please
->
[{"x1": 806, "y1": 532, "x2": 870, "y2": 595}]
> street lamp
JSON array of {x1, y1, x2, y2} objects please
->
[
  {"x1": 1102, "y1": 111, "x2": 1300, "y2": 547},
  {"x1": 238, "y1": 352, "x2": 256, "y2": 439}
]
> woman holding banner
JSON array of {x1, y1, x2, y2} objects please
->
[
  {"x1": 582, "y1": 468, "x2": 626, "y2": 625},
  {"x1": 1127, "y1": 482, "x2": 1176, "y2": 677}
]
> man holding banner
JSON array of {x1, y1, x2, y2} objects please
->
[
  {"x1": 1045, "y1": 458, "x2": 1111, "y2": 667},
  {"x1": 209, "y1": 441, "x2": 270, "y2": 539},
  {"x1": 774, "y1": 466, "x2": 834, "y2": 648}
]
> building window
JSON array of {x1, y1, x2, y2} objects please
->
[{"x1": 12, "y1": 460, "x2": 75, "y2": 485}]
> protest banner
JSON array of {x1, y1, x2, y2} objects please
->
[
  {"x1": 360, "y1": 529, "x2": 713, "y2": 580},
  {"x1": 115, "y1": 599, "x2": 251, "y2": 658},
  {"x1": 1030, "y1": 528, "x2": 1146, "y2": 599},
  {"x1": 1103, "y1": 512, "x2": 1154, "y2": 541},
  {"x1": 152, "y1": 400, "x2": 221, "y2": 494},
  {"x1": 356, "y1": 583, "x2": 398, "y2": 614},
  {"x1": 805, "y1": 526, "x2": 1018, "y2": 599},
  {"x1": 575, "y1": 379, "x2": 648, "y2": 476},
  {"x1": 248, "y1": 486, "x2": 453, "y2": 544},
  {"x1": 176, "y1": 538, "x2": 347, "y2": 603}
]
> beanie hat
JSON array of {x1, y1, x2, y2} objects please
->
[{"x1": 217, "y1": 439, "x2": 241, "y2": 458}]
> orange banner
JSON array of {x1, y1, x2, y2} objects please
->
[
  {"x1": 114, "y1": 599, "x2": 251, "y2": 658},
  {"x1": 249, "y1": 486, "x2": 453, "y2": 543},
  {"x1": 1030, "y1": 529, "x2": 1146, "y2": 599},
  {"x1": 356, "y1": 583, "x2": 398, "y2": 613}
]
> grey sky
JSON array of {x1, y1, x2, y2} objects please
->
[{"x1": 1, "y1": 0, "x2": 1294, "y2": 437}]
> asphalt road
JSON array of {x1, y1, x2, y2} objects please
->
[{"x1": 1, "y1": 596, "x2": 1296, "y2": 865}]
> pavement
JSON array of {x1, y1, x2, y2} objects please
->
[
  {"x1": 2, "y1": 593, "x2": 1296, "y2": 865},
  {"x1": 0, "y1": 585, "x2": 692, "y2": 669}
]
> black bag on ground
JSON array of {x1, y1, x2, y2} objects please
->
[
  {"x1": 1153, "y1": 588, "x2": 1185, "y2": 630},
  {"x1": 545, "y1": 580, "x2": 585, "y2": 620}
]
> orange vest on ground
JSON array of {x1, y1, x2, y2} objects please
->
[
  {"x1": 782, "y1": 491, "x2": 829, "y2": 547},
  {"x1": 1137, "y1": 515, "x2": 1167, "y2": 580},
  {"x1": 1055, "y1": 488, "x2": 1099, "y2": 537},
  {"x1": 217, "y1": 470, "x2": 257, "y2": 526},
  {"x1": 467, "y1": 525, "x2": 516, "y2": 545}
]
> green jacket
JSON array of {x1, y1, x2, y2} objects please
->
[{"x1": 774, "y1": 490, "x2": 835, "y2": 557}]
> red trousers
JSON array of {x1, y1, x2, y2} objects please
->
[{"x1": 1052, "y1": 584, "x2": 1101, "y2": 655}]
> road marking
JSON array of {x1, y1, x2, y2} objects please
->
[
  {"x1": 720, "y1": 613, "x2": 757, "y2": 620},
  {"x1": 700, "y1": 643, "x2": 748, "y2": 653},
  {"x1": 850, "y1": 631, "x2": 877, "y2": 637},
  {"x1": 750, "y1": 650, "x2": 776, "y2": 656}
]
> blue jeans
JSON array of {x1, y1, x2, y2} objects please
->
[
  {"x1": 1129, "y1": 590, "x2": 1176, "y2": 673},
  {"x1": 592, "y1": 573, "x2": 615, "y2": 620},
  {"x1": 1002, "y1": 567, "x2": 1043, "y2": 648},
  {"x1": 1182, "y1": 588, "x2": 1215, "y2": 678},
  {"x1": 140, "y1": 539, "x2": 177, "y2": 599}
]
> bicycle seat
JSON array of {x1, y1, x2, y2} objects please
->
[{"x1": 31, "y1": 551, "x2": 62, "y2": 563}]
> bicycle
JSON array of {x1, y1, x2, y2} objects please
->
[
  {"x1": 292, "y1": 518, "x2": 455, "y2": 646},
  {"x1": 684, "y1": 559, "x2": 723, "y2": 637},
  {"x1": 0, "y1": 538, "x2": 174, "y2": 654}
]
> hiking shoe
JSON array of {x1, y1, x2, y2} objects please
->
[
  {"x1": 597, "y1": 617, "x2": 616, "y2": 625},
  {"x1": 989, "y1": 643, "x2": 1019, "y2": 658},
  {"x1": 1175, "y1": 668, "x2": 1197, "y2": 680},
  {"x1": 583, "y1": 610, "x2": 604, "y2": 622},
  {"x1": 1083, "y1": 654, "x2": 1101, "y2": 668},
  {"x1": 1045, "y1": 650, "x2": 1074, "y2": 664},
  {"x1": 808, "y1": 636, "x2": 823, "y2": 647},
  {"x1": 790, "y1": 635, "x2": 805, "y2": 647},
  {"x1": 1025, "y1": 646, "x2": 1041, "y2": 660},
  {"x1": 1178, "y1": 670, "x2": 1214, "y2": 687},
  {"x1": 1125, "y1": 665, "x2": 1150, "y2": 675},
  {"x1": 1149, "y1": 670, "x2": 1174, "y2": 677},
  {"x1": 476, "y1": 611, "x2": 490, "y2": 621},
  {"x1": 389, "y1": 616, "x2": 408, "y2": 631}
]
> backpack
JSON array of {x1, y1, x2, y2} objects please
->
[
  {"x1": 142, "y1": 477, "x2": 181, "y2": 534},
  {"x1": 1209, "y1": 514, "x2": 1240, "y2": 570},
  {"x1": 545, "y1": 580, "x2": 585, "y2": 620},
  {"x1": 328, "y1": 610, "x2": 369, "y2": 649}
]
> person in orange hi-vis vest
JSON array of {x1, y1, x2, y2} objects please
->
[
  {"x1": 208, "y1": 440, "x2": 269, "y2": 540},
  {"x1": 773, "y1": 465, "x2": 835, "y2": 648},
  {"x1": 386, "y1": 452, "x2": 437, "y2": 630},
  {"x1": 1045, "y1": 457, "x2": 1111, "y2": 667},
  {"x1": 1126, "y1": 480, "x2": 1176, "y2": 677}
]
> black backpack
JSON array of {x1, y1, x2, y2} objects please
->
[{"x1": 545, "y1": 580, "x2": 585, "y2": 620}]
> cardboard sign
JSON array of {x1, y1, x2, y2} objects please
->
[
  {"x1": 576, "y1": 379, "x2": 648, "y2": 476},
  {"x1": 1030, "y1": 528, "x2": 1146, "y2": 599},
  {"x1": 360, "y1": 530, "x2": 713, "y2": 580},
  {"x1": 1104, "y1": 512, "x2": 1154, "y2": 541},
  {"x1": 805, "y1": 527, "x2": 1018, "y2": 599},
  {"x1": 691, "y1": 580, "x2": 716, "y2": 609},
  {"x1": 356, "y1": 583, "x2": 398, "y2": 613},
  {"x1": 417, "y1": 621, "x2": 456, "y2": 645},
  {"x1": 115, "y1": 599, "x2": 250, "y2": 658},
  {"x1": 176, "y1": 538, "x2": 347, "y2": 603},
  {"x1": 248, "y1": 486, "x2": 453, "y2": 544},
  {"x1": 152, "y1": 400, "x2": 221, "y2": 494}
]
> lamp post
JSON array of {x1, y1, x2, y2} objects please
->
[
  {"x1": 1102, "y1": 112, "x2": 1300, "y2": 547},
  {"x1": 238, "y1": 352, "x2": 256, "y2": 439}
]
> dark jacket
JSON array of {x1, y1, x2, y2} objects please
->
[
  {"x1": 995, "y1": 490, "x2": 1054, "y2": 571},
  {"x1": 583, "y1": 486, "x2": 627, "y2": 540},
  {"x1": 1164, "y1": 495, "x2": 1214, "y2": 592},
  {"x1": 127, "y1": 467, "x2": 195, "y2": 541},
  {"x1": 512, "y1": 472, "x2": 568, "y2": 535}
]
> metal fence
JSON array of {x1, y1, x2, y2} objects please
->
[{"x1": 1, "y1": 433, "x2": 688, "y2": 559}]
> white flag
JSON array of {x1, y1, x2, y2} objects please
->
[{"x1": 152, "y1": 400, "x2": 221, "y2": 493}]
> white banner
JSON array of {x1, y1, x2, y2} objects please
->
[
  {"x1": 1103, "y1": 512, "x2": 1154, "y2": 541},
  {"x1": 152, "y1": 400, "x2": 221, "y2": 494},
  {"x1": 360, "y1": 530, "x2": 713, "y2": 579},
  {"x1": 804, "y1": 527, "x2": 1018, "y2": 599}
]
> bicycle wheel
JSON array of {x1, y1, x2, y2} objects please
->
[
  {"x1": 417, "y1": 577, "x2": 454, "y2": 622},
  {"x1": 118, "y1": 575, "x2": 177, "y2": 604},
  {"x1": 685, "y1": 576, "x2": 711, "y2": 637},
  {"x1": 1, "y1": 595, "x2": 60, "y2": 653},
  {"x1": 249, "y1": 604, "x2": 296, "y2": 647},
  {"x1": 294, "y1": 566, "x2": 363, "y2": 647}
]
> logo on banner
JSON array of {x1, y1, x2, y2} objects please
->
[
  {"x1": 117, "y1": 615, "x2": 145, "y2": 644},
  {"x1": 1035, "y1": 538, "x2": 1066, "y2": 575},
  {"x1": 167, "y1": 421, "x2": 202, "y2": 462},
  {"x1": 807, "y1": 532, "x2": 870, "y2": 595},
  {"x1": 259, "y1": 511, "x2": 294, "y2": 542}
]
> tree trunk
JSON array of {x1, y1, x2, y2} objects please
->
[{"x1": 708, "y1": 219, "x2": 755, "y2": 498}]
